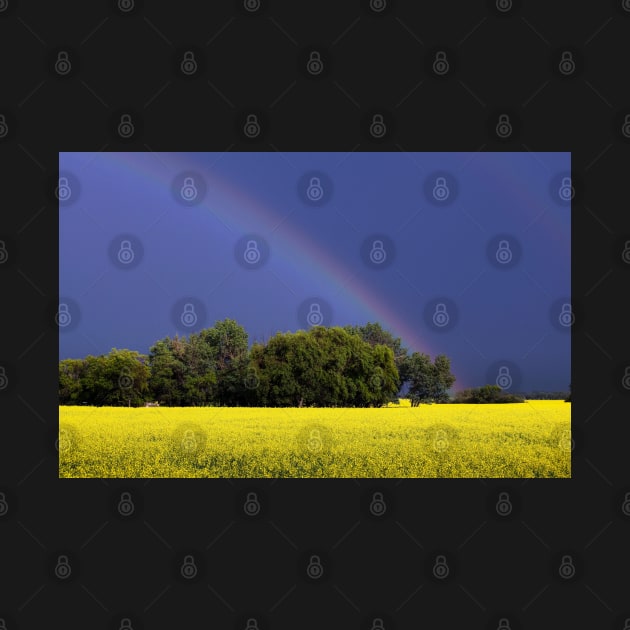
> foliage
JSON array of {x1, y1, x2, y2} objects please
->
[
  {"x1": 59, "y1": 319, "x2": 459, "y2": 408},
  {"x1": 147, "y1": 318, "x2": 248, "y2": 406},
  {"x1": 59, "y1": 358, "x2": 88, "y2": 405},
  {"x1": 59, "y1": 348, "x2": 150, "y2": 406},
  {"x1": 405, "y1": 352, "x2": 456, "y2": 406},
  {"x1": 248, "y1": 326, "x2": 399, "y2": 407},
  {"x1": 452, "y1": 384, "x2": 524, "y2": 403},
  {"x1": 343, "y1": 321, "x2": 409, "y2": 400}
]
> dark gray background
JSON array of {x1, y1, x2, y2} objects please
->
[{"x1": 1, "y1": 0, "x2": 629, "y2": 628}]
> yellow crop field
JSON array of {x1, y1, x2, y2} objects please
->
[{"x1": 58, "y1": 400, "x2": 571, "y2": 478}]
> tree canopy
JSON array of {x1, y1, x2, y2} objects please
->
[{"x1": 59, "y1": 319, "x2": 457, "y2": 407}]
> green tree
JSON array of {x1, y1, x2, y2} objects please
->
[
  {"x1": 59, "y1": 358, "x2": 87, "y2": 404},
  {"x1": 182, "y1": 332, "x2": 217, "y2": 405},
  {"x1": 147, "y1": 336, "x2": 188, "y2": 406},
  {"x1": 407, "y1": 352, "x2": 456, "y2": 406},
  {"x1": 344, "y1": 322, "x2": 409, "y2": 400},
  {"x1": 205, "y1": 319, "x2": 249, "y2": 406},
  {"x1": 147, "y1": 320, "x2": 248, "y2": 406},
  {"x1": 452, "y1": 384, "x2": 524, "y2": 403},
  {"x1": 406, "y1": 352, "x2": 433, "y2": 406},
  {"x1": 79, "y1": 349, "x2": 150, "y2": 406},
  {"x1": 431, "y1": 354, "x2": 456, "y2": 402},
  {"x1": 248, "y1": 326, "x2": 399, "y2": 407}
]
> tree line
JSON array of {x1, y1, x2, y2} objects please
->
[{"x1": 59, "y1": 319, "x2": 460, "y2": 407}]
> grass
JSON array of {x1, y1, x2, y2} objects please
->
[{"x1": 58, "y1": 400, "x2": 571, "y2": 478}]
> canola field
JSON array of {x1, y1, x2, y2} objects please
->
[{"x1": 58, "y1": 400, "x2": 571, "y2": 478}]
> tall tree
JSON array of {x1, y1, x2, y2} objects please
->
[
  {"x1": 59, "y1": 358, "x2": 87, "y2": 404},
  {"x1": 406, "y1": 352, "x2": 456, "y2": 407},
  {"x1": 80, "y1": 349, "x2": 150, "y2": 406},
  {"x1": 147, "y1": 336, "x2": 188, "y2": 406},
  {"x1": 431, "y1": 354, "x2": 456, "y2": 402},
  {"x1": 248, "y1": 326, "x2": 399, "y2": 407},
  {"x1": 344, "y1": 322, "x2": 409, "y2": 399}
]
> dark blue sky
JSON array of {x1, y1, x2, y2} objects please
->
[{"x1": 59, "y1": 151, "x2": 570, "y2": 392}]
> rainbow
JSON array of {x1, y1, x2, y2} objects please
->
[
  {"x1": 97, "y1": 152, "x2": 433, "y2": 349},
  {"x1": 65, "y1": 151, "x2": 570, "y2": 390}
]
